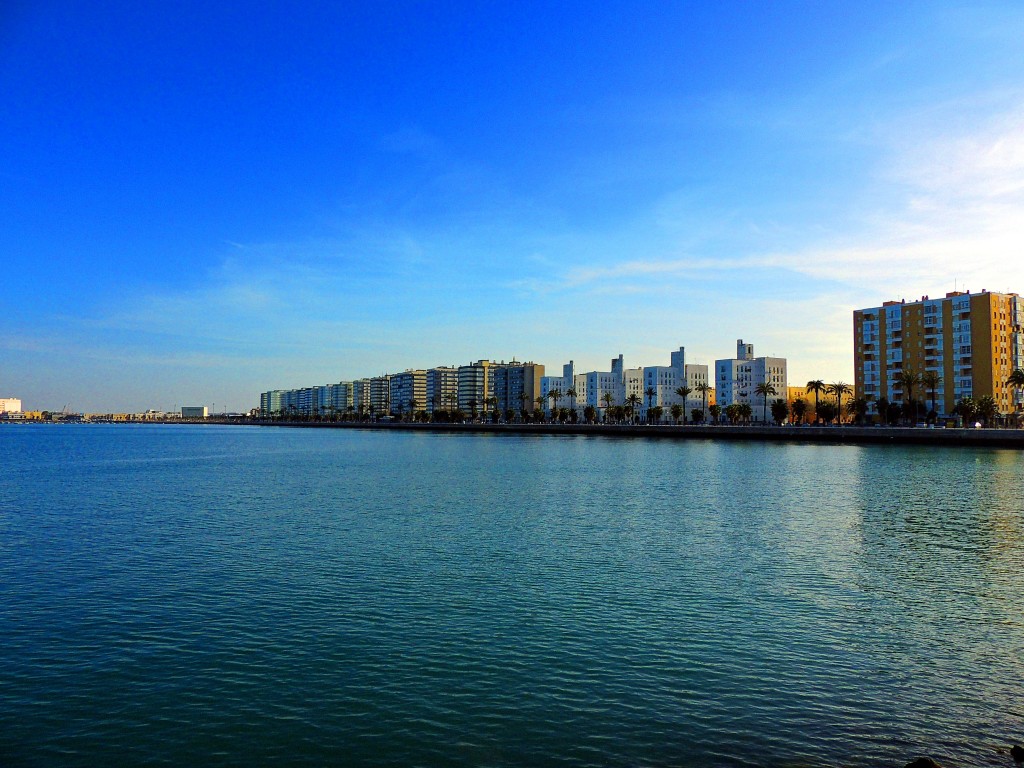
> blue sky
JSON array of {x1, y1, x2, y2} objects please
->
[{"x1": 4, "y1": 1, "x2": 1024, "y2": 412}]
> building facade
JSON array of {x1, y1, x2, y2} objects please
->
[
  {"x1": 389, "y1": 370, "x2": 427, "y2": 416},
  {"x1": 492, "y1": 361, "x2": 545, "y2": 414},
  {"x1": 425, "y1": 367, "x2": 459, "y2": 413},
  {"x1": 0, "y1": 398, "x2": 22, "y2": 414},
  {"x1": 716, "y1": 339, "x2": 788, "y2": 422},
  {"x1": 457, "y1": 360, "x2": 495, "y2": 413},
  {"x1": 854, "y1": 289, "x2": 1024, "y2": 416}
]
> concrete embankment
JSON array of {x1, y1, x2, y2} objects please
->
[{"x1": 261, "y1": 420, "x2": 1024, "y2": 448}]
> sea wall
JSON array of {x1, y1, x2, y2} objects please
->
[{"x1": 263, "y1": 421, "x2": 1024, "y2": 448}]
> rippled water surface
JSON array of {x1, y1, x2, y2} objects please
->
[{"x1": 2, "y1": 424, "x2": 1023, "y2": 767}]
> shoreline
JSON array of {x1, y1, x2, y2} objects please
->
[
  {"x1": 251, "y1": 420, "x2": 1024, "y2": 448},
  {"x1": 9, "y1": 419, "x2": 1024, "y2": 448}
]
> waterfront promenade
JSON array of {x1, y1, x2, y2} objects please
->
[{"x1": 256, "y1": 420, "x2": 1024, "y2": 448}]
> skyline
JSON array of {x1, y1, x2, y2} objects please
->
[{"x1": 4, "y1": 2, "x2": 1024, "y2": 412}]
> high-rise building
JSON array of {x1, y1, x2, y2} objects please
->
[
  {"x1": 353, "y1": 379, "x2": 371, "y2": 416},
  {"x1": 389, "y1": 370, "x2": 427, "y2": 416},
  {"x1": 492, "y1": 361, "x2": 545, "y2": 414},
  {"x1": 457, "y1": 360, "x2": 495, "y2": 413},
  {"x1": 854, "y1": 290, "x2": 1023, "y2": 416},
  {"x1": 368, "y1": 375, "x2": 391, "y2": 416},
  {"x1": 426, "y1": 367, "x2": 459, "y2": 413},
  {"x1": 715, "y1": 339, "x2": 788, "y2": 422}
]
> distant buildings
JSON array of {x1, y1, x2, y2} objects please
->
[
  {"x1": 854, "y1": 289, "x2": 1024, "y2": 417},
  {"x1": 0, "y1": 398, "x2": 22, "y2": 414},
  {"x1": 716, "y1": 339, "x2": 788, "y2": 422},
  {"x1": 257, "y1": 345, "x2": 727, "y2": 422},
  {"x1": 425, "y1": 367, "x2": 459, "y2": 414},
  {"x1": 640, "y1": 347, "x2": 709, "y2": 419}
]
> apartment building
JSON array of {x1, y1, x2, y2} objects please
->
[
  {"x1": 716, "y1": 339, "x2": 788, "y2": 422},
  {"x1": 0, "y1": 397, "x2": 22, "y2": 414},
  {"x1": 368, "y1": 375, "x2": 391, "y2": 416},
  {"x1": 854, "y1": 289, "x2": 1024, "y2": 416},
  {"x1": 457, "y1": 360, "x2": 495, "y2": 413},
  {"x1": 426, "y1": 367, "x2": 459, "y2": 413},
  {"x1": 638, "y1": 347, "x2": 710, "y2": 418},
  {"x1": 389, "y1": 370, "x2": 427, "y2": 416},
  {"x1": 492, "y1": 361, "x2": 545, "y2": 413}
]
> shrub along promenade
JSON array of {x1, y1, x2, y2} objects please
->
[{"x1": 253, "y1": 419, "x2": 1024, "y2": 448}]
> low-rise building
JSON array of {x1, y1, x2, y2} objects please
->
[
  {"x1": 716, "y1": 339, "x2": 788, "y2": 422},
  {"x1": 181, "y1": 406, "x2": 208, "y2": 419}
]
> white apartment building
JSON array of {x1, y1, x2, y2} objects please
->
[
  {"x1": 0, "y1": 398, "x2": 22, "y2": 414},
  {"x1": 638, "y1": 347, "x2": 710, "y2": 420},
  {"x1": 541, "y1": 361, "x2": 577, "y2": 415},
  {"x1": 715, "y1": 339, "x2": 788, "y2": 422}
]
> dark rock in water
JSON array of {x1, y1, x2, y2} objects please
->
[
  {"x1": 1011, "y1": 744, "x2": 1024, "y2": 763},
  {"x1": 905, "y1": 759, "x2": 942, "y2": 768}
]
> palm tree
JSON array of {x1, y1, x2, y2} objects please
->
[
  {"x1": 895, "y1": 369, "x2": 920, "y2": 424},
  {"x1": 670, "y1": 403, "x2": 683, "y2": 424},
  {"x1": 791, "y1": 398, "x2": 807, "y2": 424},
  {"x1": 806, "y1": 380, "x2": 826, "y2": 424},
  {"x1": 517, "y1": 392, "x2": 529, "y2": 421},
  {"x1": 695, "y1": 382, "x2": 711, "y2": 422},
  {"x1": 1007, "y1": 368, "x2": 1024, "y2": 414},
  {"x1": 625, "y1": 393, "x2": 641, "y2": 423},
  {"x1": 920, "y1": 370, "x2": 941, "y2": 421},
  {"x1": 770, "y1": 398, "x2": 789, "y2": 425},
  {"x1": 709, "y1": 403, "x2": 722, "y2": 423},
  {"x1": 644, "y1": 386, "x2": 657, "y2": 423},
  {"x1": 754, "y1": 382, "x2": 777, "y2": 424},
  {"x1": 565, "y1": 387, "x2": 578, "y2": 414},
  {"x1": 955, "y1": 396, "x2": 977, "y2": 427},
  {"x1": 675, "y1": 385, "x2": 693, "y2": 425},
  {"x1": 738, "y1": 402, "x2": 753, "y2": 424},
  {"x1": 535, "y1": 396, "x2": 546, "y2": 421},
  {"x1": 976, "y1": 395, "x2": 998, "y2": 427},
  {"x1": 827, "y1": 382, "x2": 852, "y2": 424},
  {"x1": 547, "y1": 388, "x2": 562, "y2": 419},
  {"x1": 601, "y1": 391, "x2": 613, "y2": 421},
  {"x1": 847, "y1": 396, "x2": 869, "y2": 425},
  {"x1": 408, "y1": 398, "x2": 419, "y2": 422}
]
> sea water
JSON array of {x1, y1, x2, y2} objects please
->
[{"x1": 1, "y1": 424, "x2": 1022, "y2": 766}]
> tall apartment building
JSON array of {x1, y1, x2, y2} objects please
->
[
  {"x1": 492, "y1": 361, "x2": 545, "y2": 413},
  {"x1": 426, "y1": 367, "x2": 459, "y2": 413},
  {"x1": 368, "y1": 375, "x2": 392, "y2": 416},
  {"x1": 457, "y1": 360, "x2": 496, "y2": 412},
  {"x1": 389, "y1": 370, "x2": 426, "y2": 416},
  {"x1": 716, "y1": 339, "x2": 788, "y2": 422},
  {"x1": 326, "y1": 382, "x2": 353, "y2": 414},
  {"x1": 854, "y1": 289, "x2": 1023, "y2": 416},
  {"x1": 353, "y1": 379, "x2": 371, "y2": 415}
]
